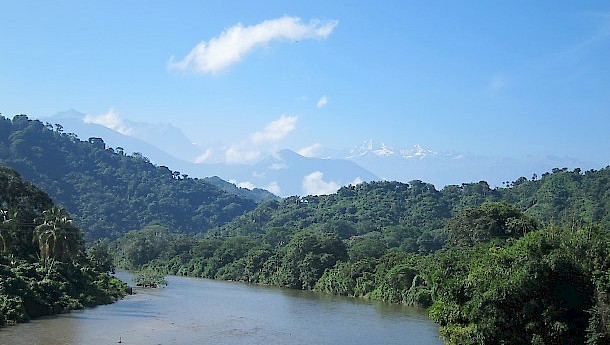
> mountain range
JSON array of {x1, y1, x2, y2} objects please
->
[
  {"x1": 41, "y1": 110, "x2": 595, "y2": 197},
  {"x1": 42, "y1": 110, "x2": 378, "y2": 197},
  {"x1": 340, "y1": 139, "x2": 591, "y2": 188}
]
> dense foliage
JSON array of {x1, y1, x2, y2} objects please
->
[
  {"x1": 426, "y1": 225, "x2": 609, "y2": 344},
  {"x1": 0, "y1": 167, "x2": 127, "y2": 327},
  {"x1": 0, "y1": 115, "x2": 260, "y2": 240},
  {"x1": 3, "y1": 113, "x2": 608, "y2": 342},
  {"x1": 211, "y1": 167, "x2": 610, "y2": 253},
  {"x1": 111, "y1": 225, "x2": 347, "y2": 291},
  {"x1": 203, "y1": 176, "x2": 279, "y2": 203},
  {"x1": 110, "y1": 167, "x2": 610, "y2": 344}
]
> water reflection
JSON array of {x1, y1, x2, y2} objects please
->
[{"x1": 0, "y1": 272, "x2": 443, "y2": 345}]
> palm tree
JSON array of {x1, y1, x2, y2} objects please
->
[
  {"x1": 0, "y1": 209, "x2": 18, "y2": 254},
  {"x1": 33, "y1": 206, "x2": 82, "y2": 266}
]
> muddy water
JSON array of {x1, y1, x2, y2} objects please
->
[{"x1": 0, "y1": 272, "x2": 443, "y2": 344}]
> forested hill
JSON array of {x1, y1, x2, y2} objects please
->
[
  {"x1": 0, "y1": 114, "x2": 260, "y2": 240},
  {"x1": 0, "y1": 167, "x2": 127, "y2": 326},
  {"x1": 213, "y1": 167, "x2": 610, "y2": 251},
  {"x1": 112, "y1": 166, "x2": 609, "y2": 343}
]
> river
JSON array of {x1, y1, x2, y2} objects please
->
[{"x1": 0, "y1": 272, "x2": 443, "y2": 344}]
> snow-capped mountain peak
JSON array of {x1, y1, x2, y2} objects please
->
[
  {"x1": 348, "y1": 139, "x2": 395, "y2": 158},
  {"x1": 400, "y1": 145, "x2": 437, "y2": 159},
  {"x1": 348, "y1": 140, "x2": 436, "y2": 159},
  {"x1": 374, "y1": 143, "x2": 394, "y2": 157}
]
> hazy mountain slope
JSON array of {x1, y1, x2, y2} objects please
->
[
  {"x1": 41, "y1": 111, "x2": 277, "y2": 201},
  {"x1": 189, "y1": 149, "x2": 379, "y2": 197},
  {"x1": 46, "y1": 109, "x2": 201, "y2": 162},
  {"x1": 39, "y1": 112, "x2": 597, "y2": 198},
  {"x1": 0, "y1": 115, "x2": 257, "y2": 240},
  {"x1": 40, "y1": 112, "x2": 379, "y2": 197},
  {"x1": 342, "y1": 140, "x2": 594, "y2": 189}
]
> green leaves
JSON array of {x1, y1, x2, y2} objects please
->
[
  {"x1": 275, "y1": 230, "x2": 347, "y2": 290},
  {"x1": 445, "y1": 202, "x2": 538, "y2": 247},
  {"x1": 33, "y1": 206, "x2": 83, "y2": 266},
  {"x1": 0, "y1": 169, "x2": 127, "y2": 327},
  {"x1": 425, "y1": 225, "x2": 609, "y2": 344},
  {"x1": 0, "y1": 115, "x2": 258, "y2": 241}
]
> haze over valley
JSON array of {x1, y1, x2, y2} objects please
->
[
  {"x1": 1, "y1": 1, "x2": 609, "y2": 344},
  {"x1": 42, "y1": 109, "x2": 596, "y2": 197}
]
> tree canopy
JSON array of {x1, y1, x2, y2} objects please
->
[
  {"x1": 0, "y1": 167, "x2": 127, "y2": 326},
  {"x1": 109, "y1": 167, "x2": 610, "y2": 344},
  {"x1": 0, "y1": 115, "x2": 261, "y2": 240}
]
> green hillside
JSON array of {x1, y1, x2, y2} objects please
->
[
  {"x1": 1, "y1": 113, "x2": 608, "y2": 343},
  {"x1": 211, "y1": 167, "x2": 610, "y2": 251},
  {"x1": 0, "y1": 115, "x2": 258, "y2": 240},
  {"x1": 111, "y1": 167, "x2": 609, "y2": 344},
  {"x1": 0, "y1": 167, "x2": 127, "y2": 326}
]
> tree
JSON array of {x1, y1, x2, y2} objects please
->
[
  {"x1": 445, "y1": 201, "x2": 537, "y2": 247},
  {"x1": 87, "y1": 240, "x2": 114, "y2": 273},
  {"x1": 276, "y1": 230, "x2": 348, "y2": 289},
  {"x1": 33, "y1": 206, "x2": 83, "y2": 266},
  {"x1": 0, "y1": 209, "x2": 18, "y2": 253}
]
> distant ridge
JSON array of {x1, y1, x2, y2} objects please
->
[
  {"x1": 0, "y1": 114, "x2": 258, "y2": 240},
  {"x1": 39, "y1": 110, "x2": 380, "y2": 197}
]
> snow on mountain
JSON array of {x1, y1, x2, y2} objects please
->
[
  {"x1": 341, "y1": 140, "x2": 594, "y2": 189},
  {"x1": 37, "y1": 112, "x2": 597, "y2": 197},
  {"x1": 348, "y1": 139, "x2": 395, "y2": 158},
  {"x1": 38, "y1": 112, "x2": 379, "y2": 197},
  {"x1": 348, "y1": 140, "x2": 438, "y2": 160},
  {"x1": 400, "y1": 145, "x2": 437, "y2": 159}
]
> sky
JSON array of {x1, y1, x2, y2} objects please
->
[{"x1": 1, "y1": 1, "x2": 609, "y2": 166}]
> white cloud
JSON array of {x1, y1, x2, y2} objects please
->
[
  {"x1": 168, "y1": 16, "x2": 339, "y2": 74},
  {"x1": 83, "y1": 108, "x2": 133, "y2": 135},
  {"x1": 316, "y1": 95, "x2": 328, "y2": 108},
  {"x1": 237, "y1": 181, "x2": 256, "y2": 190},
  {"x1": 222, "y1": 114, "x2": 297, "y2": 164},
  {"x1": 350, "y1": 177, "x2": 364, "y2": 186},
  {"x1": 194, "y1": 148, "x2": 213, "y2": 163},
  {"x1": 302, "y1": 171, "x2": 341, "y2": 196},
  {"x1": 225, "y1": 146, "x2": 261, "y2": 164},
  {"x1": 298, "y1": 143, "x2": 323, "y2": 157},
  {"x1": 251, "y1": 115, "x2": 297, "y2": 144},
  {"x1": 265, "y1": 181, "x2": 281, "y2": 195},
  {"x1": 269, "y1": 162, "x2": 288, "y2": 170}
]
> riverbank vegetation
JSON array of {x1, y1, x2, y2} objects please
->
[
  {"x1": 1, "y1": 114, "x2": 608, "y2": 342},
  {"x1": 111, "y1": 167, "x2": 610, "y2": 344},
  {"x1": 134, "y1": 268, "x2": 167, "y2": 288},
  {"x1": 0, "y1": 167, "x2": 128, "y2": 327}
]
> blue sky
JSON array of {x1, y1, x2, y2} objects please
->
[{"x1": 1, "y1": 1, "x2": 609, "y2": 165}]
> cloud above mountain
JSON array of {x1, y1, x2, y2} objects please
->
[
  {"x1": 302, "y1": 171, "x2": 341, "y2": 195},
  {"x1": 225, "y1": 115, "x2": 298, "y2": 164},
  {"x1": 298, "y1": 143, "x2": 323, "y2": 157},
  {"x1": 83, "y1": 108, "x2": 133, "y2": 135},
  {"x1": 168, "y1": 16, "x2": 339, "y2": 74},
  {"x1": 251, "y1": 115, "x2": 297, "y2": 144},
  {"x1": 265, "y1": 181, "x2": 281, "y2": 195},
  {"x1": 194, "y1": 148, "x2": 214, "y2": 163}
]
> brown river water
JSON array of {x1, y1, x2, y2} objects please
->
[{"x1": 0, "y1": 271, "x2": 443, "y2": 344}]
